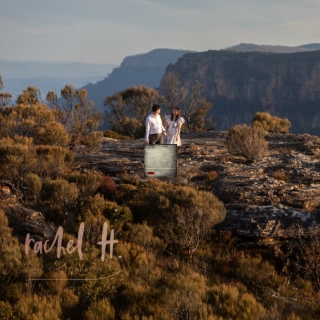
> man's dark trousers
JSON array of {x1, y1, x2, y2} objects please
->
[{"x1": 149, "y1": 133, "x2": 163, "y2": 145}]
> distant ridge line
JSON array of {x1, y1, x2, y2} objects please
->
[{"x1": 225, "y1": 42, "x2": 320, "y2": 53}]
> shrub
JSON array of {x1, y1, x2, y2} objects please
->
[
  {"x1": 24, "y1": 173, "x2": 42, "y2": 198},
  {"x1": 158, "y1": 268, "x2": 210, "y2": 320},
  {"x1": 273, "y1": 170, "x2": 290, "y2": 183},
  {"x1": 98, "y1": 175, "x2": 117, "y2": 200},
  {"x1": 47, "y1": 86, "x2": 102, "y2": 149},
  {"x1": 60, "y1": 288, "x2": 79, "y2": 317},
  {"x1": 80, "y1": 131, "x2": 104, "y2": 152},
  {"x1": 35, "y1": 146, "x2": 74, "y2": 179},
  {"x1": 120, "y1": 172, "x2": 141, "y2": 186},
  {"x1": 45, "y1": 246, "x2": 124, "y2": 305},
  {"x1": 44, "y1": 270, "x2": 68, "y2": 296},
  {"x1": 67, "y1": 172, "x2": 103, "y2": 197},
  {"x1": 252, "y1": 112, "x2": 291, "y2": 133},
  {"x1": 0, "y1": 209, "x2": 22, "y2": 284},
  {"x1": 43, "y1": 204, "x2": 66, "y2": 225},
  {"x1": 105, "y1": 85, "x2": 163, "y2": 137},
  {"x1": 84, "y1": 298, "x2": 115, "y2": 320},
  {"x1": 207, "y1": 170, "x2": 219, "y2": 181},
  {"x1": 224, "y1": 124, "x2": 268, "y2": 163},
  {"x1": 116, "y1": 282, "x2": 167, "y2": 320},
  {"x1": 133, "y1": 124, "x2": 146, "y2": 139},
  {"x1": 0, "y1": 137, "x2": 36, "y2": 188},
  {"x1": 208, "y1": 283, "x2": 266, "y2": 319},
  {"x1": 116, "y1": 242, "x2": 161, "y2": 287},
  {"x1": 143, "y1": 185, "x2": 226, "y2": 257},
  {"x1": 125, "y1": 222, "x2": 166, "y2": 257},
  {"x1": 103, "y1": 201, "x2": 133, "y2": 233},
  {"x1": 0, "y1": 301, "x2": 14, "y2": 320},
  {"x1": 234, "y1": 255, "x2": 283, "y2": 296},
  {"x1": 104, "y1": 130, "x2": 130, "y2": 140},
  {"x1": 14, "y1": 294, "x2": 61, "y2": 320},
  {"x1": 40, "y1": 178, "x2": 79, "y2": 206},
  {"x1": 0, "y1": 138, "x2": 75, "y2": 188},
  {"x1": 287, "y1": 234, "x2": 320, "y2": 290},
  {"x1": 0, "y1": 103, "x2": 69, "y2": 145},
  {"x1": 77, "y1": 193, "x2": 132, "y2": 233},
  {"x1": 119, "y1": 116, "x2": 142, "y2": 137},
  {"x1": 0, "y1": 209, "x2": 42, "y2": 297},
  {"x1": 77, "y1": 193, "x2": 108, "y2": 220}
]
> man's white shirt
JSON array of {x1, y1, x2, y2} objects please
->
[{"x1": 145, "y1": 113, "x2": 165, "y2": 142}]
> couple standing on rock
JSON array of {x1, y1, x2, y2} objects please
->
[{"x1": 145, "y1": 104, "x2": 185, "y2": 146}]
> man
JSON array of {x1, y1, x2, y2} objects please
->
[{"x1": 145, "y1": 104, "x2": 167, "y2": 144}]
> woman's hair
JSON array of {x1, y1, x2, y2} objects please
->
[{"x1": 171, "y1": 107, "x2": 181, "y2": 121}]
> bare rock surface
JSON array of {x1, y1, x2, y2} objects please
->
[
  {"x1": 78, "y1": 131, "x2": 320, "y2": 255},
  {"x1": 2, "y1": 204, "x2": 56, "y2": 241},
  {"x1": 0, "y1": 179, "x2": 23, "y2": 202}
]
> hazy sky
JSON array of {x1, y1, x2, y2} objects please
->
[{"x1": 1, "y1": 0, "x2": 320, "y2": 65}]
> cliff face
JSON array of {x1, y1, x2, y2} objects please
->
[
  {"x1": 163, "y1": 50, "x2": 320, "y2": 135},
  {"x1": 83, "y1": 49, "x2": 192, "y2": 112}
]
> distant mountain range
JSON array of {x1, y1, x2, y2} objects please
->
[
  {"x1": 226, "y1": 43, "x2": 320, "y2": 53},
  {"x1": 3, "y1": 44, "x2": 320, "y2": 136},
  {"x1": 0, "y1": 60, "x2": 116, "y2": 101},
  {"x1": 0, "y1": 60, "x2": 116, "y2": 78}
]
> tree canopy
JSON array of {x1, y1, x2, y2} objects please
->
[
  {"x1": 104, "y1": 85, "x2": 163, "y2": 137},
  {"x1": 46, "y1": 85, "x2": 102, "y2": 149}
]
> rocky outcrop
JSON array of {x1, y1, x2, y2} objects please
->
[
  {"x1": 163, "y1": 50, "x2": 320, "y2": 136},
  {"x1": 2, "y1": 204, "x2": 56, "y2": 241},
  {"x1": 79, "y1": 132, "x2": 320, "y2": 262},
  {"x1": 0, "y1": 180, "x2": 23, "y2": 202},
  {"x1": 2, "y1": 131, "x2": 319, "y2": 264},
  {"x1": 0, "y1": 181, "x2": 56, "y2": 242}
]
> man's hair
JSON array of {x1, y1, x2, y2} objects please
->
[{"x1": 152, "y1": 104, "x2": 161, "y2": 112}]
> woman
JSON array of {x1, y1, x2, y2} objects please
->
[{"x1": 163, "y1": 107, "x2": 185, "y2": 146}]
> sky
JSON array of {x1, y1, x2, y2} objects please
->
[{"x1": 1, "y1": 0, "x2": 320, "y2": 65}]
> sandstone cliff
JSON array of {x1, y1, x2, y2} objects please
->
[
  {"x1": 82, "y1": 49, "x2": 192, "y2": 113},
  {"x1": 163, "y1": 50, "x2": 320, "y2": 136}
]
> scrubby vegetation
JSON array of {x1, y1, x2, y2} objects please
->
[
  {"x1": 104, "y1": 76, "x2": 214, "y2": 137},
  {"x1": 0, "y1": 77, "x2": 319, "y2": 319},
  {"x1": 159, "y1": 73, "x2": 214, "y2": 132},
  {"x1": 253, "y1": 112, "x2": 291, "y2": 133},
  {"x1": 46, "y1": 84, "x2": 103, "y2": 150},
  {"x1": 224, "y1": 124, "x2": 268, "y2": 163},
  {"x1": 273, "y1": 170, "x2": 290, "y2": 183},
  {"x1": 0, "y1": 75, "x2": 12, "y2": 108},
  {"x1": 104, "y1": 130, "x2": 131, "y2": 140}
]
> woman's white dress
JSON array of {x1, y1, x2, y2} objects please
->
[{"x1": 163, "y1": 115, "x2": 185, "y2": 146}]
